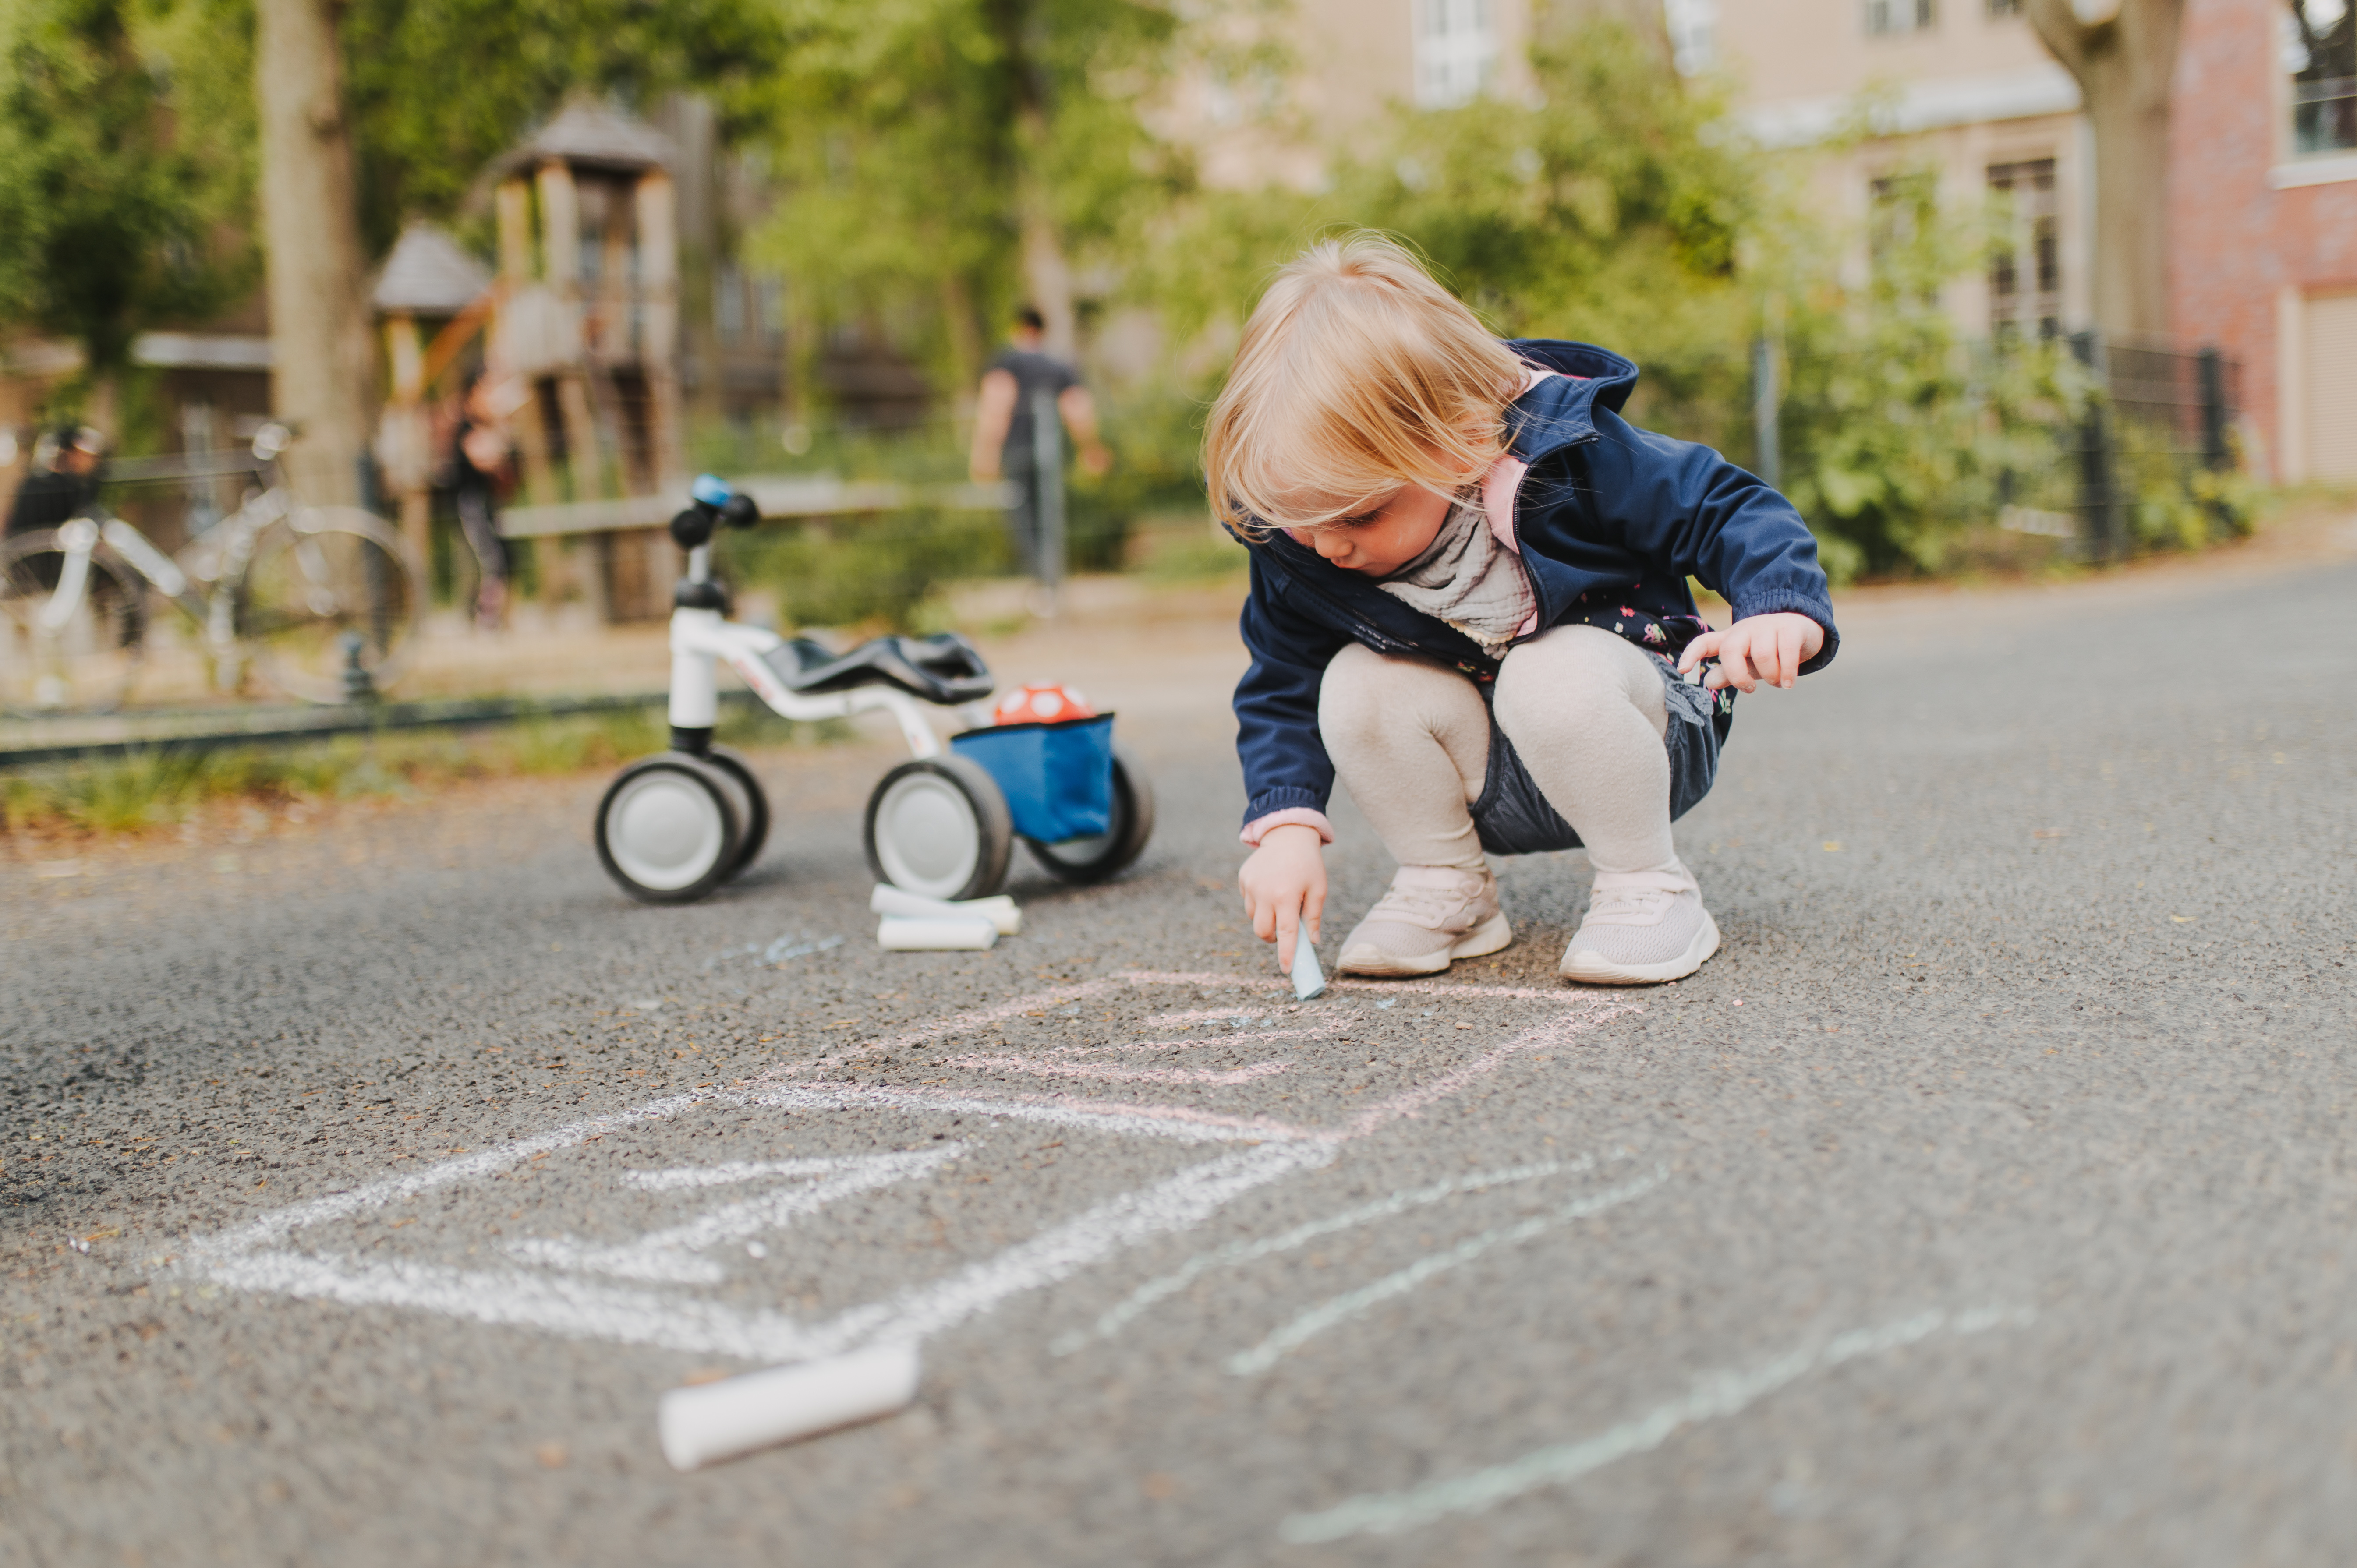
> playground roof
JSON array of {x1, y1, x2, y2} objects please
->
[
  {"x1": 372, "y1": 223, "x2": 494, "y2": 316},
  {"x1": 488, "y1": 100, "x2": 676, "y2": 179}
]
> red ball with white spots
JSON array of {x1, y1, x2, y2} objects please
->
[{"x1": 992, "y1": 683, "x2": 1095, "y2": 725}]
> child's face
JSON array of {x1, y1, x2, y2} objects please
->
[{"x1": 1285, "y1": 484, "x2": 1454, "y2": 575}]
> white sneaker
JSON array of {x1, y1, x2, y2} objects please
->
[
  {"x1": 1558, "y1": 866, "x2": 1720, "y2": 985},
  {"x1": 1336, "y1": 865, "x2": 1514, "y2": 977}
]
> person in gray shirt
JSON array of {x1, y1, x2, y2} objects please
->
[{"x1": 968, "y1": 306, "x2": 1111, "y2": 578}]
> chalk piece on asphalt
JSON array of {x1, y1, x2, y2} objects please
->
[
  {"x1": 1290, "y1": 931, "x2": 1327, "y2": 1001},
  {"x1": 878, "y1": 915, "x2": 998, "y2": 951},
  {"x1": 659, "y1": 1343, "x2": 921, "y2": 1470},
  {"x1": 869, "y1": 884, "x2": 1022, "y2": 936}
]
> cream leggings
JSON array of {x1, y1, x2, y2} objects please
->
[{"x1": 1317, "y1": 624, "x2": 1681, "y2": 876}]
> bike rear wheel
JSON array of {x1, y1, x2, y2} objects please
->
[
  {"x1": 0, "y1": 526, "x2": 146, "y2": 715},
  {"x1": 237, "y1": 507, "x2": 420, "y2": 703}
]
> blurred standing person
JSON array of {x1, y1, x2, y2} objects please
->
[
  {"x1": 968, "y1": 306, "x2": 1111, "y2": 587},
  {"x1": 6, "y1": 426, "x2": 105, "y2": 540},
  {"x1": 449, "y1": 371, "x2": 515, "y2": 630}
]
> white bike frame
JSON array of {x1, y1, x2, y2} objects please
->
[
  {"x1": 32, "y1": 491, "x2": 280, "y2": 692},
  {"x1": 666, "y1": 547, "x2": 947, "y2": 760}
]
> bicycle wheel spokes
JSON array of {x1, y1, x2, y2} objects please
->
[
  {"x1": 237, "y1": 508, "x2": 419, "y2": 703},
  {"x1": 0, "y1": 529, "x2": 145, "y2": 715}
]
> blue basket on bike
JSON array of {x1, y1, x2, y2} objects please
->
[{"x1": 951, "y1": 714, "x2": 1116, "y2": 843}]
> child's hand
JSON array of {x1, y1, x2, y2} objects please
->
[
  {"x1": 1677, "y1": 612, "x2": 1826, "y2": 692},
  {"x1": 1239, "y1": 823, "x2": 1327, "y2": 972}
]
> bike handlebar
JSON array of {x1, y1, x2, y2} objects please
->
[{"x1": 669, "y1": 475, "x2": 762, "y2": 550}]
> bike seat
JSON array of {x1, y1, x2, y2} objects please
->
[{"x1": 759, "y1": 631, "x2": 995, "y2": 705}]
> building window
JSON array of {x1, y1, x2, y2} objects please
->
[
  {"x1": 1865, "y1": 0, "x2": 1936, "y2": 35},
  {"x1": 1988, "y1": 159, "x2": 2061, "y2": 339},
  {"x1": 2288, "y1": 0, "x2": 2357, "y2": 156},
  {"x1": 1414, "y1": 0, "x2": 1496, "y2": 109},
  {"x1": 1664, "y1": 0, "x2": 1718, "y2": 75},
  {"x1": 1869, "y1": 170, "x2": 1938, "y2": 278},
  {"x1": 1986, "y1": 0, "x2": 2020, "y2": 16}
]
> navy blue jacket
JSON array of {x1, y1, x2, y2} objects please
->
[{"x1": 1232, "y1": 339, "x2": 1839, "y2": 831}]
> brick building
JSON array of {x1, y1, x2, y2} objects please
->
[{"x1": 2169, "y1": 0, "x2": 2357, "y2": 481}]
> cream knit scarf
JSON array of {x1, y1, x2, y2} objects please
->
[{"x1": 1374, "y1": 490, "x2": 1535, "y2": 657}]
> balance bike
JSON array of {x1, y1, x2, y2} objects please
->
[{"x1": 592, "y1": 476, "x2": 1154, "y2": 905}]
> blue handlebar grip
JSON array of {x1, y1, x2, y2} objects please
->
[{"x1": 690, "y1": 473, "x2": 734, "y2": 508}]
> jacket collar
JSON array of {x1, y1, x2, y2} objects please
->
[{"x1": 1499, "y1": 339, "x2": 1639, "y2": 461}]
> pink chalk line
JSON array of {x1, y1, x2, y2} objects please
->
[
  {"x1": 944, "y1": 1054, "x2": 1295, "y2": 1085},
  {"x1": 1116, "y1": 969, "x2": 1611, "y2": 1003}
]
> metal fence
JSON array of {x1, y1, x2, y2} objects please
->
[{"x1": 2060, "y1": 335, "x2": 2241, "y2": 562}]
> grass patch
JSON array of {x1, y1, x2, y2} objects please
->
[{"x1": 0, "y1": 703, "x2": 846, "y2": 837}]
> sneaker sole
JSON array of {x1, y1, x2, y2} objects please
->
[
  {"x1": 1337, "y1": 911, "x2": 1515, "y2": 978},
  {"x1": 1557, "y1": 910, "x2": 1721, "y2": 986}
]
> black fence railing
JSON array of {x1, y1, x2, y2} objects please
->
[{"x1": 2062, "y1": 335, "x2": 2242, "y2": 562}]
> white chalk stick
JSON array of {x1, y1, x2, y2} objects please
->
[
  {"x1": 1290, "y1": 931, "x2": 1327, "y2": 1001},
  {"x1": 869, "y1": 884, "x2": 1021, "y2": 936},
  {"x1": 877, "y1": 915, "x2": 998, "y2": 951},
  {"x1": 658, "y1": 1343, "x2": 921, "y2": 1470}
]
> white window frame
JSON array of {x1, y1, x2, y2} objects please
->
[
  {"x1": 1414, "y1": 0, "x2": 1497, "y2": 109},
  {"x1": 1864, "y1": 0, "x2": 1937, "y2": 37}
]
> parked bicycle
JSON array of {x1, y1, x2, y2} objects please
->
[{"x1": 0, "y1": 424, "x2": 420, "y2": 713}]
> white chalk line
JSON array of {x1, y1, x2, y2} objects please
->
[
  {"x1": 1227, "y1": 1165, "x2": 1670, "y2": 1377},
  {"x1": 178, "y1": 976, "x2": 1618, "y2": 1367},
  {"x1": 198, "y1": 1143, "x2": 1332, "y2": 1366},
  {"x1": 1278, "y1": 1304, "x2": 2038, "y2": 1543},
  {"x1": 202, "y1": 1247, "x2": 823, "y2": 1362},
  {"x1": 1049, "y1": 1155, "x2": 1588, "y2": 1356},
  {"x1": 782, "y1": 1004, "x2": 1628, "y2": 1150},
  {"x1": 929, "y1": 1018, "x2": 1349, "y2": 1086},
  {"x1": 616, "y1": 1158, "x2": 852, "y2": 1192},
  {"x1": 747, "y1": 1083, "x2": 1313, "y2": 1145},
  {"x1": 188, "y1": 1090, "x2": 718, "y2": 1261},
  {"x1": 797, "y1": 1141, "x2": 1338, "y2": 1358},
  {"x1": 1130, "y1": 1008, "x2": 1296, "y2": 1028},
  {"x1": 838, "y1": 980, "x2": 1122, "y2": 1063},
  {"x1": 508, "y1": 1146, "x2": 965, "y2": 1284},
  {"x1": 1339, "y1": 1009, "x2": 1634, "y2": 1138}
]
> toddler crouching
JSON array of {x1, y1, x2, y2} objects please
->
[{"x1": 1209, "y1": 234, "x2": 1838, "y2": 985}]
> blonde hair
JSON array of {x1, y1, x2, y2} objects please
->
[{"x1": 1203, "y1": 233, "x2": 1525, "y2": 537}]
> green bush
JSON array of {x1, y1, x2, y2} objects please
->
[{"x1": 740, "y1": 508, "x2": 1011, "y2": 631}]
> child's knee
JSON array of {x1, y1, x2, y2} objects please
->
[
  {"x1": 1318, "y1": 644, "x2": 1470, "y2": 743},
  {"x1": 1493, "y1": 625, "x2": 1667, "y2": 742},
  {"x1": 1317, "y1": 643, "x2": 1393, "y2": 742}
]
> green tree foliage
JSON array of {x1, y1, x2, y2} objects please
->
[
  {"x1": 336, "y1": 0, "x2": 791, "y2": 254},
  {"x1": 0, "y1": 0, "x2": 254, "y2": 405},
  {"x1": 1767, "y1": 170, "x2": 2090, "y2": 581},
  {"x1": 742, "y1": 0, "x2": 1194, "y2": 392},
  {"x1": 1144, "y1": 23, "x2": 2123, "y2": 582},
  {"x1": 1153, "y1": 25, "x2": 1756, "y2": 361}
]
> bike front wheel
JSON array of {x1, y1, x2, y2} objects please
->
[
  {"x1": 0, "y1": 526, "x2": 146, "y2": 715},
  {"x1": 236, "y1": 507, "x2": 421, "y2": 704}
]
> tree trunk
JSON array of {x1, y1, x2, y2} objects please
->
[
  {"x1": 253, "y1": 0, "x2": 376, "y2": 507},
  {"x1": 989, "y1": 0, "x2": 1079, "y2": 362},
  {"x1": 2022, "y1": 0, "x2": 2184, "y2": 341},
  {"x1": 940, "y1": 267, "x2": 987, "y2": 406},
  {"x1": 1014, "y1": 109, "x2": 1079, "y2": 362}
]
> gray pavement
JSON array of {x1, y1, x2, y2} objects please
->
[{"x1": 4, "y1": 552, "x2": 2354, "y2": 1567}]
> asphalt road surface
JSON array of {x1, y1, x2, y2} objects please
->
[{"x1": 6, "y1": 547, "x2": 2355, "y2": 1567}]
